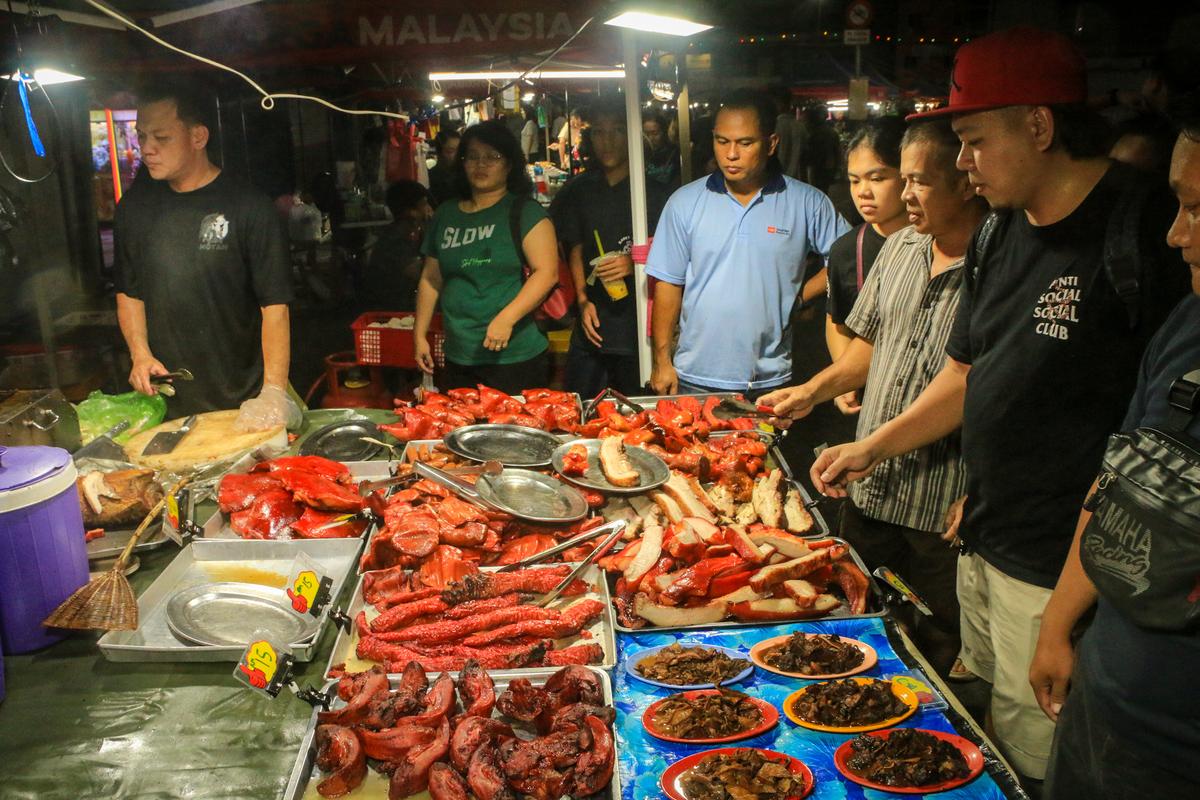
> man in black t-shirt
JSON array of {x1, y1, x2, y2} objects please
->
[
  {"x1": 1030, "y1": 120, "x2": 1200, "y2": 800},
  {"x1": 809, "y1": 28, "x2": 1190, "y2": 783},
  {"x1": 562, "y1": 98, "x2": 668, "y2": 396},
  {"x1": 115, "y1": 81, "x2": 295, "y2": 425}
]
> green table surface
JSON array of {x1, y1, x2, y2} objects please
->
[{"x1": 0, "y1": 409, "x2": 398, "y2": 800}]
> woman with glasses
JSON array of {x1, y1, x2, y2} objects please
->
[{"x1": 413, "y1": 120, "x2": 558, "y2": 393}]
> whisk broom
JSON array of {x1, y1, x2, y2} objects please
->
[{"x1": 43, "y1": 477, "x2": 190, "y2": 632}]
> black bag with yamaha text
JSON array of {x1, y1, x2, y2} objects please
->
[{"x1": 1079, "y1": 369, "x2": 1200, "y2": 631}]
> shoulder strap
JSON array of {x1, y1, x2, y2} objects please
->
[
  {"x1": 1103, "y1": 173, "x2": 1152, "y2": 331},
  {"x1": 855, "y1": 224, "x2": 867, "y2": 291},
  {"x1": 509, "y1": 195, "x2": 529, "y2": 270},
  {"x1": 1167, "y1": 368, "x2": 1200, "y2": 433},
  {"x1": 968, "y1": 210, "x2": 1005, "y2": 289}
]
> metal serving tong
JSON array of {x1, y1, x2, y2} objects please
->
[
  {"x1": 357, "y1": 461, "x2": 501, "y2": 496},
  {"x1": 149, "y1": 368, "x2": 194, "y2": 398},
  {"x1": 310, "y1": 491, "x2": 388, "y2": 534},
  {"x1": 710, "y1": 396, "x2": 777, "y2": 421},
  {"x1": 497, "y1": 518, "x2": 627, "y2": 573},
  {"x1": 536, "y1": 519, "x2": 627, "y2": 607},
  {"x1": 581, "y1": 387, "x2": 645, "y2": 421}
]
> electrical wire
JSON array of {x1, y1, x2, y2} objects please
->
[
  {"x1": 1, "y1": 0, "x2": 59, "y2": 183},
  {"x1": 80, "y1": 0, "x2": 596, "y2": 121}
]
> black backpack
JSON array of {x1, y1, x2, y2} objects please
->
[
  {"x1": 970, "y1": 167, "x2": 1154, "y2": 329},
  {"x1": 1079, "y1": 368, "x2": 1200, "y2": 631}
]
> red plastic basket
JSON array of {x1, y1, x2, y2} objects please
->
[{"x1": 352, "y1": 312, "x2": 445, "y2": 369}]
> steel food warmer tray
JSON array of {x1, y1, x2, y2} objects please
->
[
  {"x1": 98, "y1": 537, "x2": 361, "y2": 663},
  {"x1": 324, "y1": 563, "x2": 619, "y2": 681}
]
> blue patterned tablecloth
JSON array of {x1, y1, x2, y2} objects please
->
[{"x1": 615, "y1": 618, "x2": 1016, "y2": 800}]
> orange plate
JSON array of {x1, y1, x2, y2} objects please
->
[
  {"x1": 643, "y1": 690, "x2": 779, "y2": 744},
  {"x1": 749, "y1": 633, "x2": 877, "y2": 679},
  {"x1": 661, "y1": 747, "x2": 814, "y2": 800},
  {"x1": 834, "y1": 728, "x2": 985, "y2": 794},
  {"x1": 783, "y1": 677, "x2": 919, "y2": 733}
]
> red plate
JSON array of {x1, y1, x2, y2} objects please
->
[
  {"x1": 661, "y1": 747, "x2": 814, "y2": 800},
  {"x1": 833, "y1": 728, "x2": 985, "y2": 794},
  {"x1": 643, "y1": 690, "x2": 779, "y2": 744}
]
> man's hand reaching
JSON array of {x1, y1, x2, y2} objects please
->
[{"x1": 809, "y1": 440, "x2": 881, "y2": 497}]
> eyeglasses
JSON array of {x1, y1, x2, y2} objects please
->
[{"x1": 465, "y1": 153, "x2": 506, "y2": 164}]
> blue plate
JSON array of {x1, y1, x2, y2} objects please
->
[{"x1": 624, "y1": 643, "x2": 755, "y2": 690}]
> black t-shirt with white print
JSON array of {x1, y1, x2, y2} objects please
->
[
  {"x1": 114, "y1": 172, "x2": 293, "y2": 417},
  {"x1": 945, "y1": 163, "x2": 1190, "y2": 589}
]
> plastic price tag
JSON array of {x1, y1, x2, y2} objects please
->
[
  {"x1": 233, "y1": 631, "x2": 295, "y2": 698},
  {"x1": 286, "y1": 553, "x2": 334, "y2": 618},
  {"x1": 163, "y1": 486, "x2": 200, "y2": 546}
]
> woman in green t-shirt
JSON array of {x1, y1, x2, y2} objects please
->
[{"x1": 413, "y1": 120, "x2": 559, "y2": 394}]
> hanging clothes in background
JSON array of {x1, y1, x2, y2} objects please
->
[{"x1": 385, "y1": 120, "x2": 418, "y2": 183}]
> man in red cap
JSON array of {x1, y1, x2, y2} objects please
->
[{"x1": 809, "y1": 26, "x2": 1190, "y2": 785}]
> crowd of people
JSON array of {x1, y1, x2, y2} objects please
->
[{"x1": 109, "y1": 23, "x2": 1200, "y2": 800}]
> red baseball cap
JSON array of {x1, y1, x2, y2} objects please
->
[{"x1": 907, "y1": 27, "x2": 1087, "y2": 121}]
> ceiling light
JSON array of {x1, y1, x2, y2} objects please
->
[
  {"x1": 429, "y1": 70, "x2": 625, "y2": 81},
  {"x1": 431, "y1": 94, "x2": 445, "y2": 103},
  {"x1": 6, "y1": 68, "x2": 85, "y2": 86},
  {"x1": 605, "y1": 11, "x2": 712, "y2": 36},
  {"x1": 522, "y1": 92, "x2": 536, "y2": 102}
]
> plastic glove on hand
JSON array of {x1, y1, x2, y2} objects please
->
[{"x1": 235, "y1": 385, "x2": 302, "y2": 432}]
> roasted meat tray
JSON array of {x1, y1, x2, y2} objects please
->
[
  {"x1": 282, "y1": 667, "x2": 621, "y2": 800},
  {"x1": 97, "y1": 537, "x2": 361, "y2": 662},
  {"x1": 202, "y1": 459, "x2": 394, "y2": 542},
  {"x1": 606, "y1": 537, "x2": 887, "y2": 634},
  {"x1": 324, "y1": 563, "x2": 618, "y2": 680}
]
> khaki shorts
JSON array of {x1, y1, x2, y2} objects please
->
[{"x1": 957, "y1": 552, "x2": 1055, "y2": 779}]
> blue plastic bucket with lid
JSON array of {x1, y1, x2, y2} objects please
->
[{"x1": 0, "y1": 445, "x2": 88, "y2": 654}]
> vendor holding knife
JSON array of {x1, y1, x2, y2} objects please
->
[{"x1": 114, "y1": 80, "x2": 298, "y2": 430}]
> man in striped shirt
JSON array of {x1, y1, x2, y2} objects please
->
[{"x1": 762, "y1": 119, "x2": 987, "y2": 673}]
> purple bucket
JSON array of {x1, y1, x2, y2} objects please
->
[{"x1": 0, "y1": 445, "x2": 88, "y2": 654}]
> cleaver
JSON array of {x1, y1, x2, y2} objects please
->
[
  {"x1": 73, "y1": 420, "x2": 131, "y2": 462},
  {"x1": 140, "y1": 414, "x2": 198, "y2": 456}
]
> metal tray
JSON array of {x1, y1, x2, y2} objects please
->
[
  {"x1": 609, "y1": 536, "x2": 887, "y2": 634},
  {"x1": 299, "y1": 419, "x2": 387, "y2": 462},
  {"x1": 164, "y1": 581, "x2": 322, "y2": 647},
  {"x1": 200, "y1": 460, "x2": 394, "y2": 541},
  {"x1": 551, "y1": 439, "x2": 669, "y2": 495},
  {"x1": 444, "y1": 423, "x2": 564, "y2": 467},
  {"x1": 324, "y1": 562, "x2": 618, "y2": 680},
  {"x1": 97, "y1": 537, "x2": 362, "y2": 662},
  {"x1": 86, "y1": 524, "x2": 173, "y2": 560},
  {"x1": 282, "y1": 668, "x2": 619, "y2": 800}
]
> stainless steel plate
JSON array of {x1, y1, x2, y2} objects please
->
[
  {"x1": 298, "y1": 420, "x2": 383, "y2": 462},
  {"x1": 476, "y1": 469, "x2": 589, "y2": 522},
  {"x1": 551, "y1": 438, "x2": 669, "y2": 494},
  {"x1": 165, "y1": 581, "x2": 320, "y2": 647},
  {"x1": 86, "y1": 524, "x2": 171, "y2": 560},
  {"x1": 444, "y1": 423, "x2": 563, "y2": 467}
]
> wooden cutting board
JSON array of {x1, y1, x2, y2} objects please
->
[{"x1": 124, "y1": 410, "x2": 286, "y2": 472}]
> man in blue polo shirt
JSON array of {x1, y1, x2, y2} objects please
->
[{"x1": 647, "y1": 89, "x2": 848, "y2": 395}]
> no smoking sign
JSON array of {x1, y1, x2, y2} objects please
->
[{"x1": 846, "y1": 0, "x2": 874, "y2": 28}]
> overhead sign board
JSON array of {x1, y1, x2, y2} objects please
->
[{"x1": 844, "y1": 28, "x2": 871, "y2": 46}]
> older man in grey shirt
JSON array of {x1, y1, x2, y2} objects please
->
[{"x1": 762, "y1": 119, "x2": 987, "y2": 673}]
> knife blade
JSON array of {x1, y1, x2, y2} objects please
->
[{"x1": 140, "y1": 414, "x2": 198, "y2": 456}]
